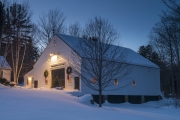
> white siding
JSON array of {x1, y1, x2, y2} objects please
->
[
  {"x1": 81, "y1": 65, "x2": 160, "y2": 95},
  {"x1": 24, "y1": 70, "x2": 33, "y2": 87},
  {"x1": 2, "y1": 70, "x2": 11, "y2": 82},
  {"x1": 24, "y1": 35, "x2": 78, "y2": 90}
]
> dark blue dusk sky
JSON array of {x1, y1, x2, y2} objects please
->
[{"x1": 17, "y1": 0, "x2": 167, "y2": 51}]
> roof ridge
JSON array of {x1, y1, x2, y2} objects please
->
[{"x1": 56, "y1": 34, "x2": 159, "y2": 69}]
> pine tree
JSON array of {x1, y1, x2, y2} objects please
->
[
  {"x1": 0, "y1": 1, "x2": 5, "y2": 50},
  {"x1": 3, "y1": 2, "x2": 34, "y2": 84}
]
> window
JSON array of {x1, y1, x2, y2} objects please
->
[
  {"x1": 54, "y1": 40, "x2": 56, "y2": 46},
  {"x1": 114, "y1": 79, "x2": 118, "y2": 85},
  {"x1": 92, "y1": 78, "x2": 96, "y2": 83},
  {"x1": 132, "y1": 80, "x2": 136, "y2": 86}
]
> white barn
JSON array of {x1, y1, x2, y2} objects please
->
[
  {"x1": 24, "y1": 34, "x2": 160, "y2": 103},
  {"x1": 0, "y1": 56, "x2": 12, "y2": 82}
]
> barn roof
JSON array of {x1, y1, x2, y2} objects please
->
[
  {"x1": 56, "y1": 34, "x2": 159, "y2": 69},
  {"x1": 0, "y1": 56, "x2": 12, "y2": 70}
]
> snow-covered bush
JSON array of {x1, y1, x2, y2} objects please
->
[{"x1": 0, "y1": 78, "x2": 9, "y2": 86}]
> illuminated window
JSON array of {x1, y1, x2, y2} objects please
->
[
  {"x1": 92, "y1": 78, "x2": 96, "y2": 83},
  {"x1": 114, "y1": 79, "x2": 118, "y2": 85},
  {"x1": 132, "y1": 80, "x2": 136, "y2": 86}
]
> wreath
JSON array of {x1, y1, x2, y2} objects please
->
[
  {"x1": 66, "y1": 67, "x2": 72, "y2": 74},
  {"x1": 44, "y1": 70, "x2": 49, "y2": 78}
]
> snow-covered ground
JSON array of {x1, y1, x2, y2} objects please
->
[{"x1": 0, "y1": 84, "x2": 180, "y2": 120}]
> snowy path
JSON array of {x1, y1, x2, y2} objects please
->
[{"x1": 0, "y1": 85, "x2": 179, "y2": 120}]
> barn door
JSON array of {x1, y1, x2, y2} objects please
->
[
  {"x1": 74, "y1": 77, "x2": 80, "y2": 90},
  {"x1": 34, "y1": 81, "x2": 38, "y2": 88},
  {"x1": 0, "y1": 70, "x2": 3, "y2": 78},
  {"x1": 52, "y1": 68, "x2": 65, "y2": 88}
]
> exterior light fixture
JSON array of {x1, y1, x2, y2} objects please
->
[
  {"x1": 51, "y1": 55, "x2": 57, "y2": 61},
  {"x1": 114, "y1": 79, "x2": 118, "y2": 85},
  {"x1": 28, "y1": 77, "x2": 32, "y2": 81},
  {"x1": 50, "y1": 53, "x2": 53, "y2": 56}
]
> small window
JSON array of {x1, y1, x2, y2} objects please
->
[
  {"x1": 92, "y1": 78, "x2": 96, "y2": 83},
  {"x1": 114, "y1": 79, "x2": 118, "y2": 85},
  {"x1": 132, "y1": 80, "x2": 136, "y2": 86},
  {"x1": 54, "y1": 40, "x2": 56, "y2": 46}
]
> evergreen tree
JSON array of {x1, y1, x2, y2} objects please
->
[
  {"x1": 0, "y1": 1, "x2": 5, "y2": 50},
  {"x1": 138, "y1": 45, "x2": 160, "y2": 65},
  {"x1": 2, "y1": 2, "x2": 38, "y2": 84}
]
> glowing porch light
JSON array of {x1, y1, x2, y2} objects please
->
[
  {"x1": 51, "y1": 55, "x2": 57, "y2": 61},
  {"x1": 28, "y1": 77, "x2": 32, "y2": 81}
]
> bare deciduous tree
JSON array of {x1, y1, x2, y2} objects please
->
[
  {"x1": 150, "y1": 0, "x2": 180, "y2": 107},
  {"x1": 68, "y1": 21, "x2": 82, "y2": 37},
  {"x1": 30, "y1": 24, "x2": 45, "y2": 54},
  {"x1": 38, "y1": 8, "x2": 66, "y2": 46},
  {"x1": 71, "y1": 16, "x2": 131, "y2": 107}
]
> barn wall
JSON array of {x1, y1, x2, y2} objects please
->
[
  {"x1": 81, "y1": 64, "x2": 160, "y2": 95},
  {"x1": 24, "y1": 35, "x2": 79, "y2": 90}
]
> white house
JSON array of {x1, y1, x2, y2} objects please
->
[
  {"x1": 0, "y1": 56, "x2": 12, "y2": 82},
  {"x1": 24, "y1": 34, "x2": 160, "y2": 103}
]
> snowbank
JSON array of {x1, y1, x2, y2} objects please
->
[
  {"x1": 0, "y1": 83, "x2": 8, "y2": 89},
  {"x1": 0, "y1": 87, "x2": 179, "y2": 120}
]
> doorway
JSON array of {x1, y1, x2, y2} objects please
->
[
  {"x1": 34, "y1": 80, "x2": 38, "y2": 88},
  {"x1": 52, "y1": 68, "x2": 65, "y2": 88},
  {"x1": 74, "y1": 77, "x2": 80, "y2": 90}
]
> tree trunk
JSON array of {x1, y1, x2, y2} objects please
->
[
  {"x1": 99, "y1": 89, "x2": 102, "y2": 107},
  {"x1": 171, "y1": 74, "x2": 175, "y2": 98}
]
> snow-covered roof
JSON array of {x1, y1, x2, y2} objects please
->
[
  {"x1": 0, "y1": 56, "x2": 12, "y2": 70},
  {"x1": 56, "y1": 34, "x2": 159, "y2": 69}
]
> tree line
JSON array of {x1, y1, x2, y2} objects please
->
[{"x1": 138, "y1": 0, "x2": 180, "y2": 107}]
